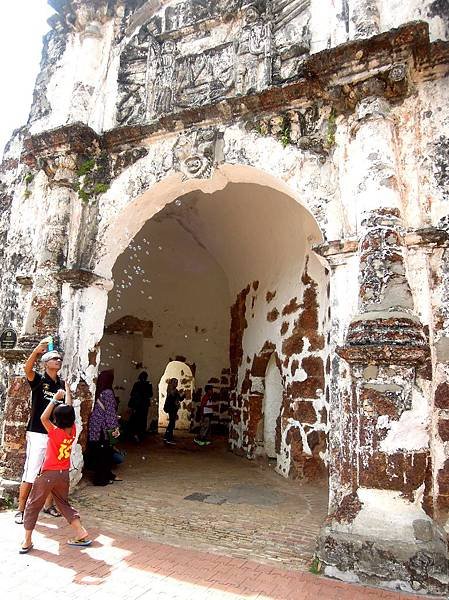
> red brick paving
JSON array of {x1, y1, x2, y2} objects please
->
[{"x1": 0, "y1": 512, "x2": 427, "y2": 600}]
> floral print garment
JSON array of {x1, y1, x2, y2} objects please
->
[{"x1": 88, "y1": 389, "x2": 119, "y2": 442}]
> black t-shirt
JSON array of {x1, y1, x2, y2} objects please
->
[
  {"x1": 164, "y1": 390, "x2": 182, "y2": 416},
  {"x1": 129, "y1": 381, "x2": 153, "y2": 409},
  {"x1": 26, "y1": 372, "x2": 65, "y2": 435}
]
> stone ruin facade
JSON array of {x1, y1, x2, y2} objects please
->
[{"x1": 0, "y1": 0, "x2": 448, "y2": 594}]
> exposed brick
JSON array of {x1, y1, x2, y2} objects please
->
[
  {"x1": 360, "y1": 386, "x2": 399, "y2": 418},
  {"x1": 438, "y1": 419, "x2": 449, "y2": 442},
  {"x1": 282, "y1": 297, "x2": 300, "y2": 316},
  {"x1": 280, "y1": 321, "x2": 289, "y2": 335},
  {"x1": 435, "y1": 382, "x2": 449, "y2": 409},
  {"x1": 360, "y1": 451, "x2": 429, "y2": 497},
  {"x1": 293, "y1": 400, "x2": 317, "y2": 424},
  {"x1": 230, "y1": 285, "x2": 250, "y2": 386},
  {"x1": 267, "y1": 308, "x2": 279, "y2": 322},
  {"x1": 77, "y1": 380, "x2": 93, "y2": 450}
]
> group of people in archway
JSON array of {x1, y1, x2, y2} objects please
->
[{"x1": 14, "y1": 336, "x2": 217, "y2": 554}]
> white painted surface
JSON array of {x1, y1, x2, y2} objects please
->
[
  {"x1": 334, "y1": 488, "x2": 434, "y2": 542},
  {"x1": 263, "y1": 354, "x2": 283, "y2": 458}
]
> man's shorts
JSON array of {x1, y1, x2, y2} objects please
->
[{"x1": 22, "y1": 431, "x2": 48, "y2": 484}]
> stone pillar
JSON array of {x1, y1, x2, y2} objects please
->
[
  {"x1": 69, "y1": 14, "x2": 106, "y2": 124},
  {"x1": 0, "y1": 154, "x2": 78, "y2": 480},
  {"x1": 317, "y1": 98, "x2": 448, "y2": 595},
  {"x1": 58, "y1": 273, "x2": 112, "y2": 486},
  {"x1": 0, "y1": 352, "x2": 31, "y2": 479},
  {"x1": 0, "y1": 124, "x2": 100, "y2": 481},
  {"x1": 21, "y1": 154, "x2": 78, "y2": 348}
]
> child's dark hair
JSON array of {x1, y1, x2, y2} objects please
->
[
  {"x1": 205, "y1": 384, "x2": 213, "y2": 393},
  {"x1": 53, "y1": 404, "x2": 75, "y2": 429}
]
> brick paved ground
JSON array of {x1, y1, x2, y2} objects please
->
[
  {"x1": 73, "y1": 432, "x2": 327, "y2": 570},
  {"x1": 0, "y1": 433, "x2": 431, "y2": 598},
  {"x1": 0, "y1": 512, "x2": 425, "y2": 599}
]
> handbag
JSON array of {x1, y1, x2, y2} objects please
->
[
  {"x1": 107, "y1": 428, "x2": 120, "y2": 446},
  {"x1": 96, "y1": 398, "x2": 120, "y2": 446}
]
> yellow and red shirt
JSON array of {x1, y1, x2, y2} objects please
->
[{"x1": 42, "y1": 425, "x2": 76, "y2": 471}]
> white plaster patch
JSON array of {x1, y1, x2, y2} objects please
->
[
  {"x1": 339, "y1": 488, "x2": 433, "y2": 542},
  {"x1": 379, "y1": 387, "x2": 429, "y2": 453},
  {"x1": 324, "y1": 565, "x2": 360, "y2": 583}
]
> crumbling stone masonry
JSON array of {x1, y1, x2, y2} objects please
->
[{"x1": 0, "y1": 0, "x2": 448, "y2": 594}]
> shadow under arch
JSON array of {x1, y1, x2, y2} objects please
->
[{"x1": 94, "y1": 163, "x2": 324, "y2": 279}]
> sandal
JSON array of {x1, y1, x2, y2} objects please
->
[
  {"x1": 19, "y1": 543, "x2": 33, "y2": 554},
  {"x1": 67, "y1": 537, "x2": 92, "y2": 547},
  {"x1": 43, "y1": 505, "x2": 61, "y2": 518},
  {"x1": 14, "y1": 511, "x2": 24, "y2": 525}
]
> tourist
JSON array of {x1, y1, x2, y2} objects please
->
[
  {"x1": 87, "y1": 370, "x2": 121, "y2": 486},
  {"x1": 194, "y1": 385, "x2": 214, "y2": 446},
  {"x1": 128, "y1": 371, "x2": 153, "y2": 442},
  {"x1": 163, "y1": 378, "x2": 184, "y2": 445},
  {"x1": 14, "y1": 338, "x2": 71, "y2": 525},
  {"x1": 19, "y1": 397, "x2": 91, "y2": 553}
]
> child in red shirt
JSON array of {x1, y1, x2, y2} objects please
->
[{"x1": 20, "y1": 391, "x2": 91, "y2": 553}]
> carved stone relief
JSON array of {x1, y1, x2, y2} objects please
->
[
  {"x1": 236, "y1": 2, "x2": 272, "y2": 95},
  {"x1": 175, "y1": 44, "x2": 235, "y2": 108},
  {"x1": 173, "y1": 128, "x2": 222, "y2": 180},
  {"x1": 272, "y1": 0, "x2": 311, "y2": 83},
  {"x1": 116, "y1": 20, "x2": 162, "y2": 125},
  {"x1": 116, "y1": 0, "x2": 312, "y2": 126}
]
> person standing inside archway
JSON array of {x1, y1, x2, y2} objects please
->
[
  {"x1": 194, "y1": 385, "x2": 214, "y2": 446},
  {"x1": 87, "y1": 370, "x2": 121, "y2": 486},
  {"x1": 128, "y1": 371, "x2": 153, "y2": 443},
  {"x1": 163, "y1": 378, "x2": 184, "y2": 445},
  {"x1": 14, "y1": 338, "x2": 72, "y2": 525}
]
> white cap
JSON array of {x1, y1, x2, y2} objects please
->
[{"x1": 41, "y1": 351, "x2": 62, "y2": 363}]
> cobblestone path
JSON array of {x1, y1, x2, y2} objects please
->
[
  {"x1": 1, "y1": 434, "x2": 429, "y2": 599},
  {"x1": 72, "y1": 433, "x2": 327, "y2": 571}
]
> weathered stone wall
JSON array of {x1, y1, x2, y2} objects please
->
[
  {"x1": 228, "y1": 252, "x2": 329, "y2": 479},
  {"x1": 0, "y1": 0, "x2": 448, "y2": 594}
]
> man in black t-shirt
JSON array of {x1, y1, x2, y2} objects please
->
[{"x1": 14, "y1": 338, "x2": 72, "y2": 525}]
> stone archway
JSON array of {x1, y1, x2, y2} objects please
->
[{"x1": 80, "y1": 165, "x2": 330, "y2": 483}]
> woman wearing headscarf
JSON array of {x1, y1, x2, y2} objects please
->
[
  {"x1": 128, "y1": 371, "x2": 153, "y2": 442},
  {"x1": 88, "y1": 370, "x2": 121, "y2": 486}
]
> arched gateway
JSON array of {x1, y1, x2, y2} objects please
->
[{"x1": 0, "y1": 0, "x2": 448, "y2": 594}]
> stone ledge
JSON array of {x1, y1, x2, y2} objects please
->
[
  {"x1": 21, "y1": 122, "x2": 99, "y2": 169},
  {"x1": 317, "y1": 524, "x2": 448, "y2": 596},
  {"x1": 314, "y1": 226, "x2": 449, "y2": 259},
  {"x1": 337, "y1": 344, "x2": 429, "y2": 366},
  {"x1": 54, "y1": 268, "x2": 113, "y2": 290},
  {"x1": 0, "y1": 348, "x2": 29, "y2": 363}
]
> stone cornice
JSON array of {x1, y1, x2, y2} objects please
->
[
  {"x1": 336, "y1": 345, "x2": 429, "y2": 366},
  {"x1": 20, "y1": 21, "x2": 449, "y2": 162},
  {"x1": 54, "y1": 268, "x2": 113, "y2": 290},
  {"x1": 314, "y1": 227, "x2": 449, "y2": 260},
  {"x1": 103, "y1": 21, "x2": 448, "y2": 147},
  {"x1": 0, "y1": 348, "x2": 29, "y2": 363},
  {"x1": 21, "y1": 122, "x2": 100, "y2": 170}
]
